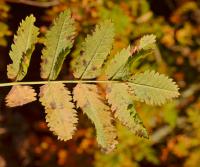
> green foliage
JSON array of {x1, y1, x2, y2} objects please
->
[
  {"x1": 129, "y1": 0, "x2": 151, "y2": 17},
  {"x1": 0, "y1": 1, "x2": 10, "y2": 47},
  {"x1": 99, "y1": 5, "x2": 131, "y2": 35},
  {"x1": 181, "y1": 102, "x2": 200, "y2": 167},
  {"x1": 40, "y1": 10, "x2": 76, "y2": 80},
  {"x1": 0, "y1": 22, "x2": 10, "y2": 46},
  {"x1": 7, "y1": 15, "x2": 39, "y2": 81},
  {"x1": 3, "y1": 9, "x2": 179, "y2": 152},
  {"x1": 163, "y1": 102, "x2": 178, "y2": 128}
]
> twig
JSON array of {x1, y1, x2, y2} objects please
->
[
  {"x1": 0, "y1": 80, "x2": 120, "y2": 87},
  {"x1": 0, "y1": 80, "x2": 180, "y2": 97},
  {"x1": 4, "y1": 0, "x2": 60, "y2": 8}
]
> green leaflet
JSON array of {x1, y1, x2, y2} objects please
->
[
  {"x1": 40, "y1": 10, "x2": 76, "y2": 80},
  {"x1": 106, "y1": 83, "x2": 148, "y2": 138},
  {"x1": 108, "y1": 34, "x2": 156, "y2": 80},
  {"x1": 73, "y1": 84, "x2": 118, "y2": 152},
  {"x1": 128, "y1": 70, "x2": 180, "y2": 105},
  {"x1": 73, "y1": 20, "x2": 114, "y2": 79},
  {"x1": 39, "y1": 83, "x2": 78, "y2": 141},
  {"x1": 102, "y1": 46, "x2": 131, "y2": 79},
  {"x1": 139, "y1": 34, "x2": 156, "y2": 50},
  {"x1": 111, "y1": 50, "x2": 153, "y2": 80},
  {"x1": 111, "y1": 57, "x2": 132, "y2": 80},
  {"x1": 7, "y1": 15, "x2": 39, "y2": 81}
]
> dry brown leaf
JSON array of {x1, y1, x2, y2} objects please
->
[{"x1": 5, "y1": 85, "x2": 37, "y2": 107}]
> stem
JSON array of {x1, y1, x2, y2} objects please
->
[
  {"x1": 0, "y1": 80, "x2": 120, "y2": 87},
  {"x1": 4, "y1": 0, "x2": 60, "y2": 8}
]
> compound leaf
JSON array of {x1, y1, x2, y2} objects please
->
[
  {"x1": 73, "y1": 20, "x2": 114, "y2": 79},
  {"x1": 39, "y1": 83, "x2": 78, "y2": 141},
  {"x1": 106, "y1": 83, "x2": 148, "y2": 138},
  {"x1": 128, "y1": 70, "x2": 180, "y2": 105},
  {"x1": 7, "y1": 15, "x2": 39, "y2": 81},
  {"x1": 40, "y1": 10, "x2": 76, "y2": 80},
  {"x1": 73, "y1": 84, "x2": 118, "y2": 152}
]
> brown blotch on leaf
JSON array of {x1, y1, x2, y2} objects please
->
[
  {"x1": 42, "y1": 58, "x2": 48, "y2": 64},
  {"x1": 92, "y1": 66, "x2": 97, "y2": 71},
  {"x1": 83, "y1": 59, "x2": 87, "y2": 66},
  {"x1": 50, "y1": 102, "x2": 57, "y2": 109},
  {"x1": 80, "y1": 50, "x2": 84, "y2": 56},
  {"x1": 106, "y1": 87, "x2": 112, "y2": 93},
  {"x1": 82, "y1": 100, "x2": 90, "y2": 108}
]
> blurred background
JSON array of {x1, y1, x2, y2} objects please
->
[{"x1": 0, "y1": 0, "x2": 200, "y2": 166}]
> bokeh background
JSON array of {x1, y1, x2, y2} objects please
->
[{"x1": 0, "y1": 0, "x2": 200, "y2": 166}]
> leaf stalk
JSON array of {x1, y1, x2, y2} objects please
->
[{"x1": 0, "y1": 80, "x2": 120, "y2": 87}]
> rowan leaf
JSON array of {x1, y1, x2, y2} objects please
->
[
  {"x1": 128, "y1": 70, "x2": 180, "y2": 105},
  {"x1": 73, "y1": 84, "x2": 118, "y2": 152},
  {"x1": 7, "y1": 15, "x2": 39, "y2": 81},
  {"x1": 2, "y1": 13, "x2": 181, "y2": 153},
  {"x1": 40, "y1": 10, "x2": 76, "y2": 80},
  {"x1": 39, "y1": 83, "x2": 78, "y2": 141},
  {"x1": 106, "y1": 83, "x2": 148, "y2": 138},
  {"x1": 5, "y1": 85, "x2": 37, "y2": 107},
  {"x1": 73, "y1": 20, "x2": 114, "y2": 79}
]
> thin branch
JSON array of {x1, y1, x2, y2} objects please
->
[
  {"x1": 4, "y1": 0, "x2": 60, "y2": 8},
  {"x1": 0, "y1": 80, "x2": 120, "y2": 87},
  {"x1": 0, "y1": 79, "x2": 180, "y2": 96}
]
